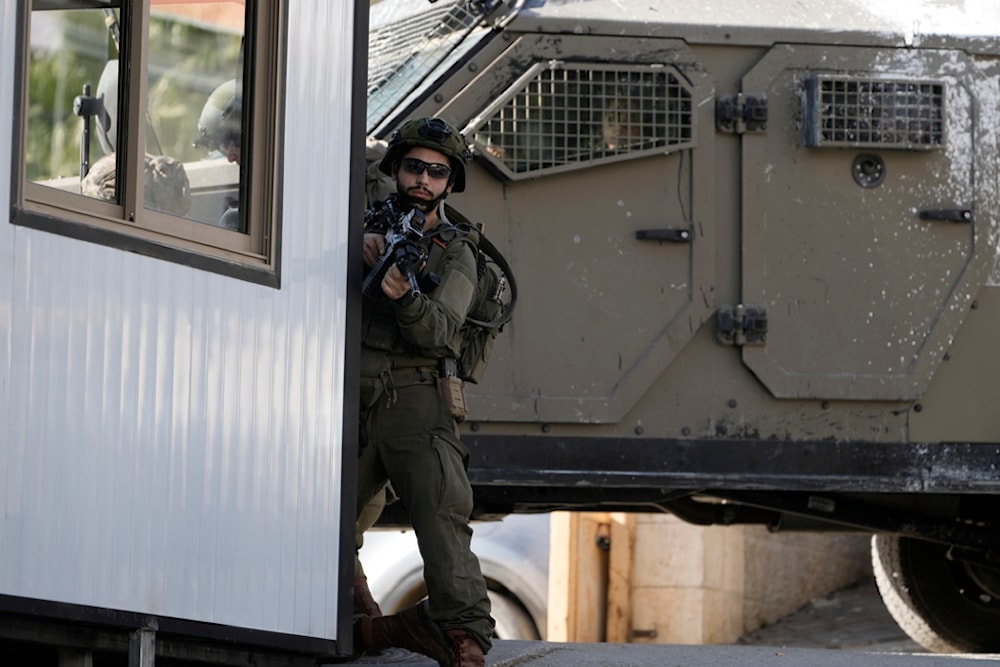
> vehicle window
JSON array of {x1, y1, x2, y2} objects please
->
[
  {"x1": 367, "y1": 0, "x2": 496, "y2": 133},
  {"x1": 803, "y1": 76, "x2": 945, "y2": 149},
  {"x1": 467, "y1": 62, "x2": 695, "y2": 179},
  {"x1": 14, "y1": 0, "x2": 283, "y2": 285}
]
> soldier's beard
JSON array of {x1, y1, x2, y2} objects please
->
[{"x1": 395, "y1": 184, "x2": 446, "y2": 215}]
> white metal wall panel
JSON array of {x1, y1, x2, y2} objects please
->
[{"x1": 0, "y1": 0, "x2": 355, "y2": 642}]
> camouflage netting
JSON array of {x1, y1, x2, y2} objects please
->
[{"x1": 81, "y1": 153, "x2": 192, "y2": 216}]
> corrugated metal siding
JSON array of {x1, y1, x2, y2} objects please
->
[{"x1": 0, "y1": 0, "x2": 354, "y2": 641}]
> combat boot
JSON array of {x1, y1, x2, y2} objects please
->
[
  {"x1": 352, "y1": 576, "x2": 382, "y2": 618},
  {"x1": 444, "y1": 629, "x2": 485, "y2": 667},
  {"x1": 354, "y1": 601, "x2": 485, "y2": 666}
]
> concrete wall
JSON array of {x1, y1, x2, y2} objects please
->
[{"x1": 548, "y1": 512, "x2": 871, "y2": 645}]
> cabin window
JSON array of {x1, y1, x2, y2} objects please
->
[
  {"x1": 12, "y1": 0, "x2": 285, "y2": 286},
  {"x1": 467, "y1": 62, "x2": 695, "y2": 180}
]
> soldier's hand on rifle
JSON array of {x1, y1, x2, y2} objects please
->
[
  {"x1": 363, "y1": 233, "x2": 387, "y2": 268},
  {"x1": 381, "y1": 264, "x2": 414, "y2": 300}
]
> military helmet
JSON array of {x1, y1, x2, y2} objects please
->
[
  {"x1": 379, "y1": 117, "x2": 472, "y2": 192},
  {"x1": 194, "y1": 79, "x2": 241, "y2": 150}
]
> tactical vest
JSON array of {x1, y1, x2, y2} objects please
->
[
  {"x1": 360, "y1": 204, "x2": 471, "y2": 361},
  {"x1": 361, "y1": 200, "x2": 516, "y2": 384}
]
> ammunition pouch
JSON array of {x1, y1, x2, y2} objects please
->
[{"x1": 437, "y1": 358, "x2": 469, "y2": 423}]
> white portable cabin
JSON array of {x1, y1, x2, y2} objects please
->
[{"x1": 0, "y1": 1, "x2": 368, "y2": 663}]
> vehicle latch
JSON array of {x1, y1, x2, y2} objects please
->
[
  {"x1": 716, "y1": 304, "x2": 767, "y2": 346},
  {"x1": 716, "y1": 93, "x2": 768, "y2": 134},
  {"x1": 635, "y1": 227, "x2": 691, "y2": 243},
  {"x1": 919, "y1": 209, "x2": 974, "y2": 223}
]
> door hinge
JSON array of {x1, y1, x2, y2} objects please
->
[
  {"x1": 716, "y1": 304, "x2": 768, "y2": 346},
  {"x1": 716, "y1": 93, "x2": 768, "y2": 134}
]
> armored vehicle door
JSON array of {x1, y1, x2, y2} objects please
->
[
  {"x1": 437, "y1": 35, "x2": 717, "y2": 424},
  {"x1": 736, "y1": 45, "x2": 998, "y2": 400}
]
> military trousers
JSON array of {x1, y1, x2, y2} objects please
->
[{"x1": 356, "y1": 371, "x2": 494, "y2": 653}]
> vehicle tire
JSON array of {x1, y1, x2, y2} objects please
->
[
  {"x1": 871, "y1": 533, "x2": 1000, "y2": 653},
  {"x1": 488, "y1": 590, "x2": 540, "y2": 640}
]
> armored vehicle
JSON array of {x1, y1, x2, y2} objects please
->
[
  {"x1": 368, "y1": 0, "x2": 1000, "y2": 652},
  {"x1": 4, "y1": 0, "x2": 1000, "y2": 663}
]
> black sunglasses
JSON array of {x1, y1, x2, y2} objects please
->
[{"x1": 400, "y1": 157, "x2": 452, "y2": 180}]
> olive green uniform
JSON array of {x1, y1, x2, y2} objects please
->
[{"x1": 357, "y1": 203, "x2": 494, "y2": 653}]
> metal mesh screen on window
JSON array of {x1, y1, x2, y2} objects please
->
[
  {"x1": 367, "y1": 0, "x2": 491, "y2": 131},
  {"x1": 472, "y1": 64, "x2": 694, "y2": 177},
  {"x1": 804, "y1": 76, "x2": 945, "y2": 149}
]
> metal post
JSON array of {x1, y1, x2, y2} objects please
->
[{"x1": 128, "y1": 626, "x2": 156, "y2": 667}]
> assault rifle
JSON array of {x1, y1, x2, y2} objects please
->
[{"x1": 362, "y1": 200, "x2": 428, "y2": 301}]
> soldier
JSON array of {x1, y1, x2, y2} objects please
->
[
  {"x1": 354, "y1": 117, "x2": 494, "y2": 667},
  {"x1": 194, "y1": 79, "x2": 241, "y2": 230}
]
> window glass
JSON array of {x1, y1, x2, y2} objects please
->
[
  {"x1": 18, "y1": 0, "x2": 280, "y2": 282},
  {"x1": 27, "y1": 3, "x2": 123, "y2": 199},
  {"x1": 145, "y1": 2, "x2": 246, "y2": 230},
  {"x1": 367, "y1": 0, "x2": 494, "y2": 133}
]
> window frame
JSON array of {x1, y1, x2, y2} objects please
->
[{"x1": 10, "y1": 0, "x2": 287, "y2": 287}]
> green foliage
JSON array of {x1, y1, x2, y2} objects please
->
[
  {"x1": 26, "y1": 11, "x2": 110, "y2": 181},
  {"x1": 27, "y1": 50, "x2": 87, "y2": 181},
  {"x1": 145, "y1": 18, "x2": 243, "y2": 161}
]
